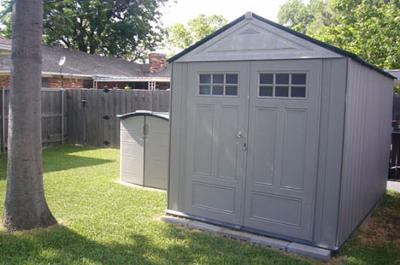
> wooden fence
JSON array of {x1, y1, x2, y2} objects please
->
[
  {"x1": 390, "y1": 94, "x2": 400, "y2": 179},
  {"x1": 0, "y1": 88, "x2": 66, "y2": 151},
  {"x1": 0, "y1": 88, "x2": 170, "y2": 151},
  {"x1": 66, "y1": 89, "x2": 169, "y2": 147}
]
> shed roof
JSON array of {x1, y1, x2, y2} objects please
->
[
  {"x1": 117, "y1": 110, "x2": 169, "y2": 121},
  {"x1": 168, "y1": 12, "x2": 394, "y2": 79}
]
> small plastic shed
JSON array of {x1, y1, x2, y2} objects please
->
[
  {"x1": 167, "y1": 12, "x2": 395, "y2": 251},
  {"x1": 118, "y1": 110, "x2": 169, "y2": 190}
]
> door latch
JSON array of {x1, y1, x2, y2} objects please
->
[
  {"x1": 236, "y1": 131, "x2": 248, "y2": 151},
  {"x1": 143, "y1": 123, "x2": 149, "y2": 136}
]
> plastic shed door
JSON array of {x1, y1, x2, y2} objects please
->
[
  {"x1": 243, "y1": 60, "x2": 322, "y2": 241},
  {"x1": 144, "y1": 116, "x2": 169, "y2": 189},
  {"x1": 181, "y1": 60, "x2": 321, "y2": 241},
  {"x1": 183, "y1": 62, "x2": 249, "y2": 225},
  {"x1": 120, "y1": 116, "x2": 145, "y2": 185}
]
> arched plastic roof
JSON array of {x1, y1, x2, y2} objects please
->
[{"x1": 117, "y1": 110, "x2": 169, "y2": 121}]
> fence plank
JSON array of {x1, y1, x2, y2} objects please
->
[
  {"x1": 0, "y1": 89, "x2": 64, "y2": 150},
  {"x1": 0, "y1": 88, "x2": 170, "y2": 150}
]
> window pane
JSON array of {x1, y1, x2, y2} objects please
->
[
  {"x1": 225, "y1": 85, "x2": 238, "y2": 95},
  {"x1": 226, "y1": 74, "x2": 238, "y2": 84},
  {"x1": 291, "y1": 86, "x2": 306, "y2": 97},
  {"x1": 259, "y1": 86, "x2": 273, "y2": 97},
  {"x1": 213, "y1": 74, "x2": 224, "y2": 84},
  {"x1": 276, "y1": 74, "x2": 289, "y2": 84},
  {"x1": 292, "y1": 74, "x2": 306, "y2": 85},
  {"x1": 199, "y1": 85, "x2": 211, "y2": 95},
  {"x1": 275, "y1": 86, "x2": 289, "y2": 97},
  {"x1": 260, "y1": 73, "x2": 273, "y2": 84},
  {"x1": 200, "y1": 74, "x2": 211, "y2": 84},
  {"x1": 212, "y1": 85, "x2": 224, "y2": 95}
]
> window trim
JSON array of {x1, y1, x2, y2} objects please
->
[
  {"x1": 257, "y1": 72, "x2": 308, "y2": 99},
  {"x1": 198, "y1": 72, "x2": 239, "y2": 97}
]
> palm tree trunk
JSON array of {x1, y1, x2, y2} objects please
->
[{"x1": 3, "y1": 0, "x2": 57, "y2": 231}]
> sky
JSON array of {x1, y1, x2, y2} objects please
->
[{"x1": 160, "y1": 0, "x2": 289, "y2": 27}]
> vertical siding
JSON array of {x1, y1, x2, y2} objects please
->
[
  {"x1": 337, "y1": 59, "x2": 393, "y2": 245},
  {"x1": 313, "y1": 58, "x2": 347, "y2": 249},
  {"x1": 168, "y1": 63, "x2": 188, "y2": 211}
]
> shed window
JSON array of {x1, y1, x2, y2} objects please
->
[
  {"x1": 259, "y1": 73, "x2": 307, "y2": 98},
  {"x1": 199, "y1": 73, "x2": 238, "y2": 96}
]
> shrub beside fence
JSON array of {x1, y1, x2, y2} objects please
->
[{"x1": 0, "y1": 88, "x2": 170, "y2": 151}]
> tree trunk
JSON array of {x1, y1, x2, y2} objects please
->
[{"x1": 3, "y1": 0, "x2": 57, "y2": 231}]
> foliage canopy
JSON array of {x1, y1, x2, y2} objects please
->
[
  {"x1": 1, "y1": 0, "x2": 168, "y2": 61},
  {"x1": 167, "y1": 14, "x2": 227, "y2": 54},
  {"x1": 278, "y1": 0, "x2": 400, "y2": 69}
]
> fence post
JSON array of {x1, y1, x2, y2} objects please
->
[
  {"x1": 61, "y1": 88, "x2": 65, "y2": 144},
  {"x1": 1, "y1": 88, "x2": 5, "y2": 152}
]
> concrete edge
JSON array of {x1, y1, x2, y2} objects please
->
[
  {"x1": 116, "y1": 180, "x2": 166, "y2": 193},
  {"x1": 161, "y1": 215, "x2": 331, "y2": 261}
]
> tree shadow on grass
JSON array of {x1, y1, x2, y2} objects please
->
[
  {"x1": 0, "y1": 145, "x2": 115, "y2": 180},
  {"x1": 42, "y1": 145, "x2": 116, "y2": 174},
  {"x1": 0, "y1": 223, "x2": 313, "y2": 265},
  {"x1": 0, "y1": 225, "x2": 169, "y2": 265}
]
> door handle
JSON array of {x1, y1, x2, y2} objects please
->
[{"x1": 236, "y1": 131, "x2": 248, "y2": 151}]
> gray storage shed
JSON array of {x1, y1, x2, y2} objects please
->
[
  {"x1": 118, "y1": 110, "x2": 169, "y2": 190},
  {"x1": 167, "y1": 12, "x2": 395, "y2": 250}
]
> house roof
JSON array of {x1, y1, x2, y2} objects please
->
[
  {"x1": 168, "y1": 12, "x2": 395, "y2": 79},
  {"x1": 0, "y1": 40, "x2": 170, "y2": 79},
  {"x1": 0, "y1": 36, "x2": 11, "y2": 46},
  {"x1": 388, "y1": 70, "x2": 400, "y2": 79}
]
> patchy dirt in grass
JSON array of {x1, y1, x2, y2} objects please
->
[{"x1": 357, "y1": 208, "x2": 400, "y2": 247}]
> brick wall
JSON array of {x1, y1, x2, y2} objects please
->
[
  {"x1": 156, "y1": 81, "x2": 170, "y2": 90},
  {"x1": 0, "y1": 74, "x2": 90, "y2": 89},
  {"x1": 0, "y1": 75, "x2": 10, "y2": 88},
  {"x1": 0, "y1": 74, "x2": 169, "y2": 90},
  {"x1": 44, "y1": 77, "x2": 86, "y2": 88}
]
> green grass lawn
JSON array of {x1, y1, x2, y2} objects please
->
[{"x1": 0, "y1": 145, "x2": 398, "y2": 265}]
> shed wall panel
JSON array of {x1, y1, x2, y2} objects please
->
[
  {"x1": 337, "y1": 59, "x2": 393, "y2": 245},
  {"x1": 168, "y1": 63, "x2": 188, "y2": 210},
  {"x1": 313, "y1": 58, "x2": 347, "y2": 249}
]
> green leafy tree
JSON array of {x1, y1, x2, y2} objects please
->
[
  {"x1": 278, "y1": 0, "x2": 334, "y2": 35},
  {"x1": 167, "y1": 14, "x2": 227, "y2": 53},
  {"x1": 317, "y1": 0, "x2": 400, "y2": 69},
  {"x1": 278, "y1": 0, "x2": 400, "y2": 69},
  {"x1": 1, "y1": 0, "x2": 168, "y2": 61}
]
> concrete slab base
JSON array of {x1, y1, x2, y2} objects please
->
[
  {"x1": 287, "y1": 242, "x2": 331, "y2": 260},
  {"x1": 116, "y1": 180, "x2": 166, "y2": 192},
  {"x1": 161, "y1": 215, "x2": 331, "y2": 261}
]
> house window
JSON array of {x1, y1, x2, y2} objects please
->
[
  {"x1": 259, "y1": 73, "x2": 306, "y2": 98},
  {"x1": 199, "y1": 73, "x2": 238, "y2": 96}
]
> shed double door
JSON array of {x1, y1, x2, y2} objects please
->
[{"x1": 184, "y1": 60, "x2": 321, "y2": 241}]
